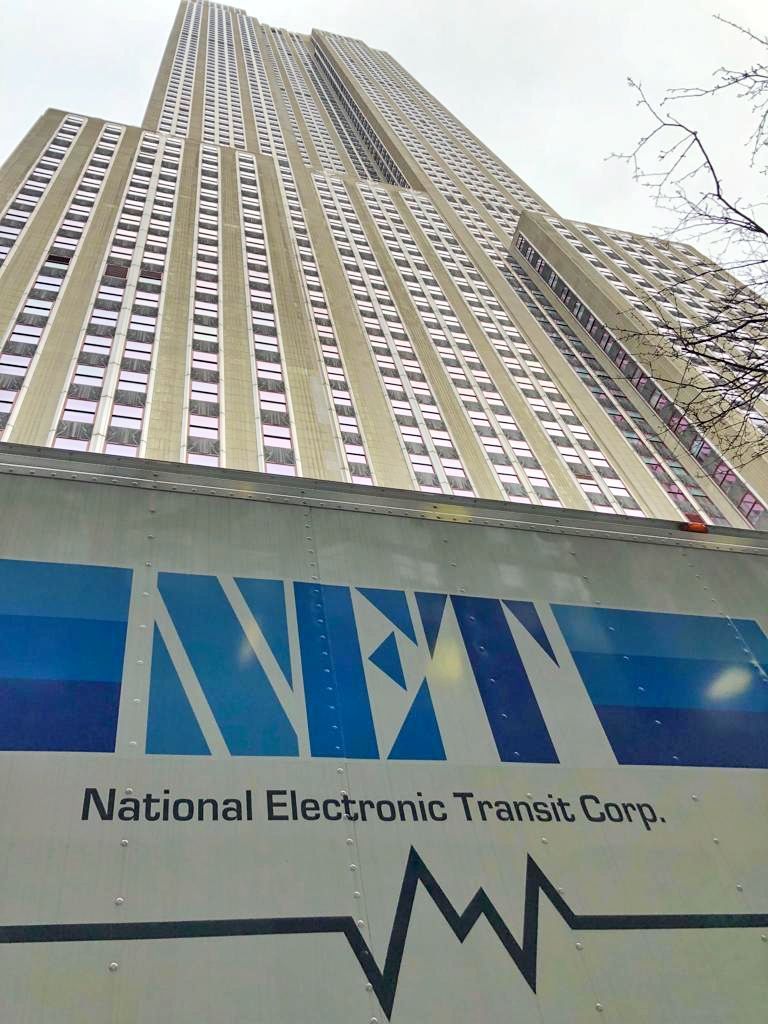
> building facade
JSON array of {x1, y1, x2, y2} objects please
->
[{"x1": 1, "y1": 0, "x2": 766, "y2": 528}]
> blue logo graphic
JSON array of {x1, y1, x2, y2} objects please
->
[
  {"x1": 0, "y1": 556, "x2": 766, "y2": 767},
  {"x1": 150, "y1": 576, "x2": 558, "y2": 763},
  {"x1": 0, "y1": 560, "x2": 131, "y2": 752},
  {"x1": 553, "y1": 606, "x2": 768, "y2": 769}
]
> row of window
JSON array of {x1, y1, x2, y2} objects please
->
[
  {"x1": 261, "y1": 27, "x2": 311, "y2": 166},
  {"x1": 0, "y1": 123, "x2": 123, "y2": 436},
  {"x1": 237, "y1": 152, "x2": 301, "y2": 477},
  {"x1": 364, "y1": 49, "x2": 521, "y2": 240},
  {"x1": 323, "y1": 34, "x2": 523, "y2": 239},
  {"x1": 266, "y1": 27, "x2": 346, "y2": 175},
  {"x1": 565, "y1": 222, "x2": 768, "y2": 428},
  {"x1": 404, "y1": 192, "x2": 644, "y2": 515},
  {"x1": 202, "y1": 4, "x2": 246, "y2": 149},
  {"x1": 312, "y1": 42, "x2": 407, "y2": 186},
  {"x1": 292, "y1": 35, "x2": 378, "y2": 181},
  {"x1": 359, "y1": 182, "x2": 546, "y2": 504},
  {"x1": 237, "y1": 13, "x2": 290, "y2": 161},
  {"x1": 0, "y1": 115, "x2": 85, "y2": 269},
  {"x1": 315, "y1": 174, "x2": 472, "y2": 496},
  {"x1": 184, "y1": 147, "x2": 222, "y2": 466},
  {"x1": 158, "y1": 0, "x2": 202, "y2": 138},
  {"x1": 52, "y1": 134, "x2": 183, "y2": 458},
  {"x1": 517, "y1": 235, "x2": 766, "y2": 527},
  {"x1": 375, "y1": 48, "x2": 549, "y2": 216},
  {"x1": 502, "y1": 254, "x2": 731, "y2": 526},
  {"x1": 276, "y1": 163, "x2": 373, "y2": 482}
]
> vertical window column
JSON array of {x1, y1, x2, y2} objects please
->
[
  {"x1": 503, "y1": 255, "x2": 731, "y2": 525},
  {"x1": 236, "y1": 152, "x2": 298, "y2": 476},
  {"x1": 314, "y1": 174, "x2": 473, "y2": 496},
  {"x1": 183, "y1": 146, "x2": 222, "y2": 467},
  {"x1": 0, "y1": 123, "x2": 124, "y2": 438},
  {"x1": 260, "y1": 28, "x2": 310, "y2": 165},
  {"x1": 237, "y1": 14, "x2": 288, "y2": 159},
  {"x1": 0, "y1": 115, "x2": 85, "y2": 269},
  {"x1": 271, "y1": 160, "x2": 373, "y2": 482},
  {"x1": 157, "y1": 0, "x2": 202, "y2": 138},
  {"x1": 202, "y1": 4, "x2": 245, "y2": 149},
  {"x1": 517, "y1": 235, "x2": 766, "y2": 527},
  {"x1": 266, "y1": 27, "x2": 346, "y2": 173},
  {"x1": 404, "y1": 192, "x2": 645, "y2": 514},
  {"x1": 51, "y1": 134, "x2": 181, "y2": 458},
  {"x1": 101, "y1": 137, "x2": 183, "y2": 457},
  {"x1": 359, "y1": 182, "x2": 542, "y2": 504}
]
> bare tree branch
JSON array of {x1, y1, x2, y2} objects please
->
[{"x1": 607, "y1": 16, "x2": 768, "y2": 472}]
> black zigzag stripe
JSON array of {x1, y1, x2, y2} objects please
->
[{"x1": 0, "y1": 847, "x2": 765, "y2": 1019}]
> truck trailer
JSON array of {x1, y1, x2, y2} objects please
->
[{"x1": 0, "y1": 443, "x2": 765, "y2": 1021}]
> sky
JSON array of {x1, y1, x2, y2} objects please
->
[{"x1": 1, "y1": 0, "x2": 764, "y2": 256}]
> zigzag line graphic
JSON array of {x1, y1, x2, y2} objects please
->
[{"x1": 0, "y1": 847, "x2": 765, "y2": 1019}]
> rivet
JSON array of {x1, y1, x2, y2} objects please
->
[
  {"x1": 336, "y1": 767, "x2": 344, "y2": 774},
  {"x1": 139, "y1": 623, "x2": 147, "y2": 629},
  {"x1": 142, "y1": 591, "x2": 149, "y2": 597},
  {"x1": 365, "y1": 983, "x2": 373, "y2": 991},
  {"x1": 713, "y1": 837, "x2": 719, "y2": 844},
  {"x1": 526, "y1": 793, "x2": 533, "y2": 799},
  {"x1": 350, "y1": 864, "x2": 357, "y2": 871},
  {"x1": 357, "y1": 920, "x2": 365, "y2": 928},
  {"x1": 736, "y1": 884, "x2": 744, "y2": 891},
  {"x1": 575, "y1": 941, "x2": 583, "y2": 950},
  {"x1": 145, "y1": 561, "x2": 152, "y2": 567},
  {"x1": 108, "y1": 962, "x2": 119, "y2": 972},
  {"x1": 114, "y1": 897, "x2": 125, "y2": 906},
  {"x1": 346, "y1": 838, "x2": 354, "y2": 845},
  {"x1": 761, "y1": 934, "x2": 767, "y2": 942},
  {"x1": 541, "y1": 837, "x2": 548, "y2": 844},
  {"x1": 691, "y1": 795, "x2": 699, "y2": 801},
  {"x1": 370, "y1": 1018, "x2": 379, "y2": 1023},
  {"x1": 353, "y1": 891, "x2": 361, "y2": 898},
  {"x1": 340, "y1": 790, "x2": 348, "y2": 797},
  {"x1": 125, "y1": 787, "x2": 133, "y2": 795},
  {"x1": 595, "y1": 1003, "x2": 604, "y2": 1012},
  {"x1": 557, "y1": 887, "x2": 565, "y2": 895},
  {"x1": 120, "y1": 839, "x2": 129, "y2": 847},
  {"x1": 129, "y1": 741, "x2": 137, "y2": 747}
]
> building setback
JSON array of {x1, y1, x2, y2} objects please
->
[{"x1": 1, "y1": 0, "x2": 766, "y2": 528}]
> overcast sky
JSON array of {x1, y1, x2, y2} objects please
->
[{"x1": 1, "y1": 0, "x2": 763, "y2": 254}]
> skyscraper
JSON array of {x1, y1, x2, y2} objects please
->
[{"x1": 1, "y1": 0, "x2": 765, "y2": 527}]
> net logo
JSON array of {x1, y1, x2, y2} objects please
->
[
  {"x1": 149, "y1": 573, "x2": 559, "y2": 763},
  {"x1": 0, "y1": 558, "x2": 766, "y2": 768}
]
